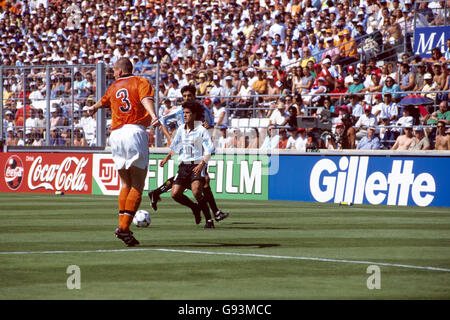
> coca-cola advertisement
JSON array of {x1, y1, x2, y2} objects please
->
[{"x1": 0, "y1": 153, "x2": 93, "y2": 194}]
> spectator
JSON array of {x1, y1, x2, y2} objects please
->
[
  {"x1": 397, "y1": 62, "x2": 416, "y2": 97},
  {"x1": 355, "y1": 104, "x2": 377, "y2": 140},
  {"x1": 409, "y1": 126, "x2": 431, "y2": 151},
  {"x1": 382, "y1": 76, "x2": 401, "y2": 101},
  {"x1": 420, "y1": 73, "x2": 439, "y2": 100},
  {"x1": 216, "y1": 126, "x2": 232, "y2": 149},
  {"x1": 378, "y1": 93, "x2": 399, "y2": 124},
  {"x1": 413, "y1": 62, "x2": 427, "y2": 91},
  {"x1": 268, "y1": 98, "x2": 287, "y2": 127},
  {"x1": 293, "y1": 127, "x2": 308, "y2": 151},
  {"x1": 260, "y1": 126, "x2": 280, "y2": 150},
  {"x1": 32, "y1": 131, "x2": 43, "y2": 147},
  {"x1": 391, "y1": 124, "x2": 414, "y2": 150},
  {"x1": 73, "y1": 128, "x2": 88, "y2": 147},
  {"x1": 278, "y1": 129, "x2": 289, "y2": 149},
  {"x1": 49, "y1": 127, "x2": 65, "y2": 146},
  {"x1": 213, "y1": 98, "x2": 228, "y2": 128},
  {"x1": 303, "y1": 77, "x2": 327, "y2": 105},
  {"x1": 49, "y1": 104, "x2": 64, "y2": 128},
  {"x1": 347, "y1": 74, "x2": 365, "y2": 94},
  {"x1": 5, "y1": 127, "x2": 17, "y2": 146},
  {"x1": 395, "y1": 107, "x2": 415, "y2": 133},
  {"x1": 80, "y1": 106, "x2": 96, "y2": 146},
  {"x1": 348, "y1": 95, "x2": 363, "y2": 123},
  {"x1": 357, "y1": 126, "x2": 381, "y2": 150},
  {"x1": 434, "y1": 121, "x2": 449, "y2": 150},
  {"x1": 427, "y1": 101, "x2": 450, "y2": 126}
]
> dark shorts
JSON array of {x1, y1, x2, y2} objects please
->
[{"x1": 173, "y1": 163, "x2": 206, "y2": 189}]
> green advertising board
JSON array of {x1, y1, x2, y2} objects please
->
[{"x1": 147, "y1": 153, "x2": 269, "y2": 200}]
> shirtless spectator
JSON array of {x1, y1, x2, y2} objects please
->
[
  {"x1": 391, "y1": 125, "x2": 414, "y2": 150},
  {"x1": 434, "y1": 121, "x2": 450, "y2": 150}
]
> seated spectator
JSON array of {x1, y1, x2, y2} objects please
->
[
  {"x1": 426, "y1": 101, "x2": 450, "y2": 126},
  {"x1": 73, "y1": 128, "x2": 88, "y2": 147},
  {"x1": 49, "y1": 127, "x2": 65, "y2": 146},
  {"x1": 213, "y1": 98, "x2": 228, "y2": 128},
  {"x1": 420, "y1": 73, "x2": 439, "y2": 101},
  {"x1": 333, "y1": 122, "x2": 351, "y2": 150},
  {"x1": 362, "y1": 72, "x2": 383, "y2": 105},
  {"x1": 357, "y1": 126, "x2": 381, "y2": 150},
  {"x1": 422, "y1": 47, "x2": 446, "y2": 65},
  {"x1": 409, "y1": 126, "x2": 431, "y2": 150},
  {"x1": 329, "y1": 78, "x2": 348, "y2": 106},
  {"x1": 397, "y1": 63, "x2": 416, "y2": 98},
  {"x1": 382, "y1": 76, "x2": 401, "y2": 101},
  {"x1": 80, "y1": 106, "x2": 96, "y2": 146},
  {"x1": 32, "y1": 131, "x2": 44, "y2": 147},
  {"x1": 379, "y1": 117, "x2": 397, "y2": 149},
  {"x1": 260, "y1": 126, "x2": 280, "y2": 150},
  {"x1": 348, "y1": 94, "x2": 363, "y2": 122},
  {"x1": 278, "y1": 129, "x2": 289, "y2": 149},
  {"x1": 5, "y1": 127, "x2": 17, "y2": 146},
  {"x1": 280, "y1": 105, "x2": 298, "y2": 129},
  {"x1": 216, "y1": 126, "x2": 231, "y2": 149},
  {"x1": 378, "y1": 93, "x2": 399, "y2": 124},
  {"x1": 347, "y1": 74, "x2": 365, "y2": 94},
  {"x1": 355, "y1": 105, "x2": 377, "y2": 140},
  {"x1": 251, "y1": 70, "x2": 268, "y2": 96},
  {"x1": 434, "y1": 120, "x2": 450, "y2": 150},
  {"x1": 391, "y1": 124, "x2": 414, "y2": 150},
  {"x1": 303, "y1": 77, "x2": 327, "y2": 105},
  {"x1": 286, "y1": 127, "x2": 298, "y2": 150},
  {"x1": 268, "y1": 98, "x2": 287, "y2": 126},
  {"x1": 395, "y1": 107, "x2": 415, "y2": 134}
]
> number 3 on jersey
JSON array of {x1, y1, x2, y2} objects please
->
[{"x1": 116, "y1": 89, "x2": 131, "y2": 113}]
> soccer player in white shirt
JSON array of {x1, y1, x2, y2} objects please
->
[{"x1": 160, "y1": 101, "x2": 217, "y2": 228}]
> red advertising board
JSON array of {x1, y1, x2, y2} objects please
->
[{"x1": 0, "y1": 153, "x2": 93, "y2": 194}]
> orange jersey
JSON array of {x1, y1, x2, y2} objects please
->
[{"x1": 101, "y1": 75, "x2": 154, "y2": 130}]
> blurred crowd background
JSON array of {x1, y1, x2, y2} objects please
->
[{"x1": 1, "y1": 0, "x2": 449, "y2": 151}]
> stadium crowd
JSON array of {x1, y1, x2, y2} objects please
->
[{"x1": 1, "y1": 0, "x2": 450, "y2": 150}]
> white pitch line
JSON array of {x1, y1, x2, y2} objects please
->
[{"x1": 1, "y1": 247, "x2": 449, "y2": 273}]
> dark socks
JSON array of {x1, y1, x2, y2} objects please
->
[
  {"x1": 197, "y1": 196, "x2": 212, "y2": 221},
  {"x1": 203, "y1": 186, "x2": 218, "y2": 213},
  {"x1": 156, "y1": 177, "x2": 175, "y2": 195},
  {"x1": 173, "y1": 193, "x2": 197, "y2": 211}
]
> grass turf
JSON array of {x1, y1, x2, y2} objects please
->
[{"x1": 0, "y1": 193, "x2": 449, "y2": 300}]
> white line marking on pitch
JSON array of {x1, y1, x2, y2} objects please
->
[{"x1": 0, "y1": 248, "x2": 449, "y2": 273}]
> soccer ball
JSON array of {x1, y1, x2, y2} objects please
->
[{"x1": 133, "y1": 210, "x2": 151, "y2": 228}]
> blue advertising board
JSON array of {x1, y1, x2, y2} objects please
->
[
  {"x1": 269, "y1": 155, "x2": 450, "y2": 207},
  {"x1": 414, "y1": 26, "x2": 450, "y2": 58}
]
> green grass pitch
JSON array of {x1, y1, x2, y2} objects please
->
[{"x1": 0, "y1": 193, "x2": 449, "y2": 300}]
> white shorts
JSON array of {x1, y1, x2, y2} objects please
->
[{"x1": 109, "y1": 124, "x2": 149, "y2": 170}]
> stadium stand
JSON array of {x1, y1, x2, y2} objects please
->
[{"x1": 1, "y1": 0, "x2": 449, "y2": 151}]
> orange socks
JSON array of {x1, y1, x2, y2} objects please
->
[
  {"x1": 118, "y1": 187, "x2": 130, "y2": 227},
  {"x1": 118, "y1": 187, "x2": 142, "y2": 232}
]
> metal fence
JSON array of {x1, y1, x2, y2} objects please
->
[
  {"x1": 1, "y1": 61, "x2": 447, "y2": 151},
  {"x1": 1, "y1": 63, "x2": 161, "y2": 150}
]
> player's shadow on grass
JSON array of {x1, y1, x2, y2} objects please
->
[
  {"x1": 140, "y1": 242, "x2": 280, "y2": 249},
  {"x1": 227, "y1": 222, "x2": 289, "y2": 230}
]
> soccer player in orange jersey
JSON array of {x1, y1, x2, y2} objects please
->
[{"x1": 88, "y1": 57, "x2": 159, "y2": 246}]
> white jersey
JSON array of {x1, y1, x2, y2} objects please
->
[{"x1": 170, "y1": 123, "x2": 215, "y2": 163}]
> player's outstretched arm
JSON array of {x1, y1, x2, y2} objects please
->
[
  {"x1": 160, "y1": 151, "x2": 173, "y2": 167},
  {"x1": 142, "y1": 98, "x2": 160, "y2": 127},
  {"x1": 87, "y1": 100, "x2": 103, "y2": 116}
]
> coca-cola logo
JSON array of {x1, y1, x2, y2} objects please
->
[
  {"x1": 27, "y1": 156, "x2": 89, "y2": 192},
  {"x1": 4, "y1": 155, "x2": 24, "y2": 190},
  {"x1": 98, "y1": 158, "x2": 121, "y2": 191}
]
